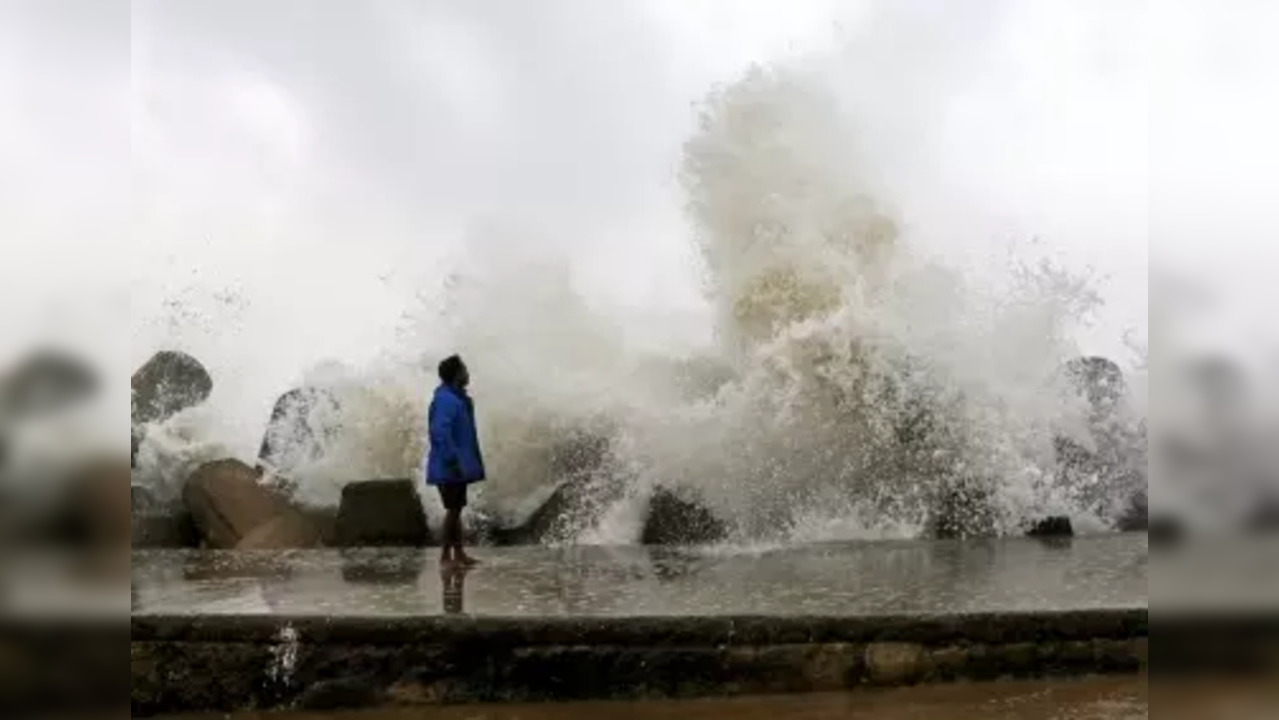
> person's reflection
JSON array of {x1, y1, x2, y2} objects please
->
[{"x1": 441, "y1": 563, "x2": 469, "y2": 615}]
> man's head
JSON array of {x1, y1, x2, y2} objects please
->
[{"x1": 438, "y1": 354, "x2": 469, "y2": 389}]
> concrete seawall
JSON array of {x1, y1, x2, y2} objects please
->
[
  {"x1": 127, "y1": 535, "x2": 1158, "y2": 714},
  {"x1": 15, "y1": 534, "x2": 1279, "y2": 715},
  {"x1": 131, "y1": 609, "x2": 1148, "y2": 714}
]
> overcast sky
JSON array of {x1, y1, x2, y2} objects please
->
[{"x1": 3, "y1": 1, "x2": 1276, "y2": 397}]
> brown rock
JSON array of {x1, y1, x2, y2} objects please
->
[
  {"x1": 183, "y1": 459, "x2": 320, "y2": 549},
  {"x1": 335, "y1": 479, "x2": 430, "y2": 548},
  {"x1": 235, "y1": 513, "x2": 322, "y2": 551}
]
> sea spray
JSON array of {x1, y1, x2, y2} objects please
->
[{"x1": 130, "y1": 60, "x2": 1143, "y2": 543}]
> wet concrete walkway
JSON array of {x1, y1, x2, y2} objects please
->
[
  {"x1": 129, "y1": 535, "x2": 1156, "y2": 714},
  {"x1": 161, "y1": 675, "x2": 1279, "y2": 720},
  {"x1": 133, "y1": 534, "x2": 1148, "y2": 618},
  {"x1": 165, "y1": 677, "x2": 1148, "y2": 719}
]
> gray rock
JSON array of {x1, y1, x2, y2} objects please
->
[
  {"x1": 0, "y1": 349, "x2": 97, "y2": 420},
  {"x1": 641, "y1": 487, "x2": 728, "y2": 546},
  {"x1": 1026, "y1": 515, "x2": 1074, "y2": 538},
  {"x1": 487, "y1": 430, "x2": 616, "y2": 545},
  {"x1": 131, "y1": 351, "x2": 213, "y2": 426},
  {"x1": 131, "y1": 351, "x2": 212, "y2": 465},
  {"x1": 487, "y1": 477, "x2": 583, "y2": 546},
  {"x1": 256, "y1": 387, "x2": 340, "y2": 475},
  {"x1": 334, "y1": 479, "x2": 429, "y2": 548}
]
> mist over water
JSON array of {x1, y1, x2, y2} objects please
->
[{"x1": 124, "y1": 2, "x2": 1154, "y2": 543}]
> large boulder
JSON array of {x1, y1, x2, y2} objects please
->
[
  {"x1": 131, "y1": 351, "x2": 213, "y2": 465},
  {"x1": 488, "y1": 478, "x2": 583, "y2": 546},
  {"x1": 641, "y1": 487, "x2": 728, "y2": 546},
  {"x1": 1026, "y1": 515, "x2": 1074, "y2": 538},
  {"x1": 487, "y1": 429, "x2": 616, "y2": 545},
  {"x1": 182, "y1": 459, "x2": 320, "y2": 550},
  {"x1": 0, "y1": 349, "x2": 98, "y2": 420},
  {"x1": 334, "y1": 479, "x2": 430, "y2": 547},
  {"x1": 131, "y1": 351, "x2": 213, "y2": 425},
  {"x1": 256, "y1": 387, "x2": 340, "y2": 475}
]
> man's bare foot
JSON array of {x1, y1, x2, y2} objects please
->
[{"x1": 456, "y1": 553, "x2": 480, "y2": 567}]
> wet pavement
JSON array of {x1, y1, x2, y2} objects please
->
[
  {"x1": 161, "y1": 676, "x2": 1279, "y2": 720},
  {"x1": 166, "y1": 677, "x2": 1153, "y2": 719},
  {"x1": 132, "y1": 534, "x2": 1148, "y2": 618}
]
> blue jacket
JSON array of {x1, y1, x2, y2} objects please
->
[{"x1": 425, "y1": 384, "x2": 486, "y2": 485}]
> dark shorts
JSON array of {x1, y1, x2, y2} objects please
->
[{"x1": 437, "y1": 483, "x2": 468, "y2": 511}]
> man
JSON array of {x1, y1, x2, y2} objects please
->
[{"x1": 426, "y1": 355, "x2": 485, "y2": 566}]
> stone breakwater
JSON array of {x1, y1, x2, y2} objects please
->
[{"x1": 129, "y1": 610, "x2": 1149, "y2": 715}]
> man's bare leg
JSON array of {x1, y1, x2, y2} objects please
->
[
  {"x1": 441, "y1": 509, "x2": 460, "y2": 565},
  {"x1": 454, "y1": 511, "x2": 479, "y2": 566}
]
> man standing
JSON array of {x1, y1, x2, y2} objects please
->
[{"x1": 426, "y1": 355, "x2": 484, "y2": 566}]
